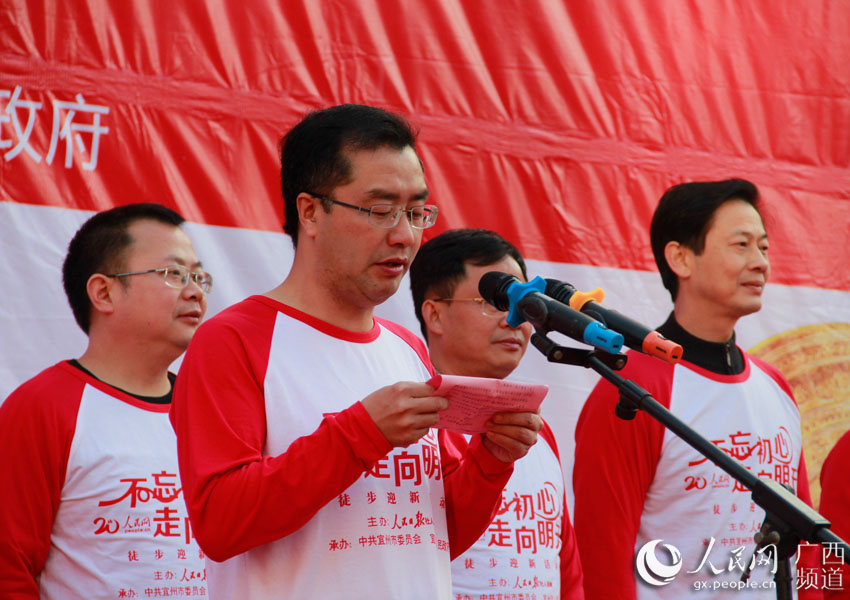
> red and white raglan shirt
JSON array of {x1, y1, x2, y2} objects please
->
[
  {"x1": 170, "y1": 296, "x2": 514, "y2": 600},
  {"x1": 573, "y1": 316, "x2": 821, "y2": 599},
  {"x1": 450, "y1": 422, "x2": 585, "y2": 600},
  {"x1": 0, "y1": 361, "x2": 206, "y2": 600},
  {"x1": 819, "y1": 429, "x2": 850, "y2": 599}
]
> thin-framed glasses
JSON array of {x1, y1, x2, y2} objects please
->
[
  {"x1": 432, "y1": 297, "x2": 504, "y2": 317},
  {"x1": 306, "y1": 192, "x2": 438, "y2": 229},
  {"x1": 107, "y1": 265, "x2": 213, "y2": 294}
]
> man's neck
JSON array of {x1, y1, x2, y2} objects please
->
[
  {"x1": 672, "y1": 302, "x2": 737, "y2": 343},
  {"x1": 69, "y1": 359, "x2": 174, "y2": 404},
  {"x1": 266, "y1": 266, "x2": 375, "y2": 333},
  {"x1": 428, "y1": 352, "x2": 452, "y2": 376},
  {"x1": 428, "y1": 346, "x2": 511, "y2": 380},
  {"x1": 77, "y1": 340, "x2": 175, "y2": 397}
]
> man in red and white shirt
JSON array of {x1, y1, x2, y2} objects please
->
[
  {"x1": 170, "y1": 104, "x2": 543, "y2": 599},
  {"x1": 410, "y1": 227, "x2": 585, "y2": 600},
  {"x1": 0, "y1": 203, "x2": 211, "y2": 599},
  {"x1": 573, "y1": 179, "x2": 821, "y2": 599}
]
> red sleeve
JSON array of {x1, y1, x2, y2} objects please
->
[
  {"x1": 819, "y1": 431, "x2": 850, "y2": 600},
  {"x1": 0, "y1": 363, "x2": 80, "y2": 599},
  {"x1": 572, "y1": 352, "x2": 671, "y2": 600},
  {"x1": 537, "y1": 423, "x2": 585, "y2": 599},
  {"x1": 559, "y1": 509, "x2": 585, "y2": 600},
  {"x1": 439, "y1": 429, "x2": 514, "y2": 560},
  {"x1": 170, "y1": 303, "x2": 393, "y2": 562}
]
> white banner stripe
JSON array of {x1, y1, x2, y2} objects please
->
[{"x1": 3, "y1": 201, "x2": 849, "y2": 513}]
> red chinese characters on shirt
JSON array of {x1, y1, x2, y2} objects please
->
[
  {"x1": 328, "y1": 431, "x2": 449, "y2": 554},
  {"x1": 684, "y1": 427, "x2": 797, "y2": 493},
  {"x1": 365, "y1": 432, "x2": 441, "y2": 485},
  {"x1": 487, "y1": 482, "x2": 563, "y2": 555},
  {"x1": 93, "y1": 470, "x2": 196, "y2": 544},
  {"x1": 99, "y1": 470, "x2": 183, "y2": 507}
]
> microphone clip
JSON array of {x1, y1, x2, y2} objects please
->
[
  {"x1": 505, "y1": 276, "x2": 547, "y2": 328},
  {"x1": 530, "y1": 332, "x2": 628, "y2": 371}
]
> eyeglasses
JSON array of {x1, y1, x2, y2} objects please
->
[
  {"x1": 307, "y1": 193, "x2": 438, "y2": 229},
  {"x1": 432, "y1": 297, "x2": 504, "y2": 317},
  {"x1": 107, "y1": 265, "x2": 214, "y2": 294}
]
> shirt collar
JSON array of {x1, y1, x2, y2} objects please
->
[{"x1": 656, "y1": 313, "x2": 745, "y2": 375}]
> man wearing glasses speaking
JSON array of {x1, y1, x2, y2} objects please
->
[
  {"x1": 0, "y1": 203, "x2": 210, "y2": 599},
  {"x1": 170, "y1": 104, "x2": 542, "y2": 599}
]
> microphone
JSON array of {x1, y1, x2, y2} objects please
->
[
  {"x1": 544, "y1": 278, "x2": 682, "y2": 364},
  {"x1": 478, "y1": 272, "x2": 624, "y2": 355}
]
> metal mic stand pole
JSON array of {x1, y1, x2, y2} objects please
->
[{"x1": 529, "y1": 331, "x2": 850, "y2": 598}]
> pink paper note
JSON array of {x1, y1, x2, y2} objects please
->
[{"x1": 427, "y1": 374, "x2": 549, "y2": 435}]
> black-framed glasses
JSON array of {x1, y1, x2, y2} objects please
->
[
  {"x1": 107, "y1": 265, "x2": 213, "y2": 294},
  {"x1": 307, "y1": 192, "x2": 438, "y2": 229},
  {"x1": 431, "y1": 297, "x2": 504, "y2": 317}
]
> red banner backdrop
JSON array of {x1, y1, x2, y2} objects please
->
[
  {"x1": 1, "y1": 0, "x2": 849, "y2": 503},
  {"x1": 2, "y1": 1, "x2": 848, "y2": 285}
]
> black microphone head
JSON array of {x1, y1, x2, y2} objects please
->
[
  {"x1": 544, "y1": 278, "x2": 578, "y2": 305},
  {"x1": 478, "y1": 271, "x2": 519, "y2": 311}
]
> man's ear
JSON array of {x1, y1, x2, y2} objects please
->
[
  {"x1": 297, "y1": 193, "x2": 322, "y2": 240},
  {"x1": 86, "y1": 273, "x2": 117, "y2": 317},
  {"x1": 421, "y1": 299, "x2": 444, "y2": 337},
  {"x1": 664, "y1": 241, "x2": 693, "y2": 279}
]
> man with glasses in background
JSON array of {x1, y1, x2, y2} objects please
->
[
  {"x1": 0, "y1": 203, "x2": 211, "y2": 599},
  {"x1": 170, "y1": 104, "x2": 542, "y2": 599},
  {"x1": 410, "y1": 228, "x2": 585, "y2": 600}
]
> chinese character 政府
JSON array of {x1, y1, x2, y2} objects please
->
[
  {"x1": 0, "y1": 86, "x2": 43, "y2": 163},
  {"x1": 46, "y1": 93, "x2": 109, "y2": 170},
  {"x1": 1, "y1": 88, "x2": 110, "y2": 169}
]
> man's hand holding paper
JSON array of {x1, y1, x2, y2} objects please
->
[{"x1": 428, "y1": 374, "x2": 546, "y2": 462}]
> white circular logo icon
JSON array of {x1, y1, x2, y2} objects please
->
[{"x1": 635, "y1": 539, "x2": 683, "y2": 586}]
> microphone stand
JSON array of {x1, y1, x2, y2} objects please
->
[{"x1": 530, "y1": 330, "x2": 850, "y2": 598}]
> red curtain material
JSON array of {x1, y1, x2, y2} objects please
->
[{"x1": 1, "y1": 0, "x2": 848, "y2": 289}]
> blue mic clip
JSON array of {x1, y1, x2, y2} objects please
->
[{"x1": 505, "y1": 275, "x2": 547, "y2": 328}]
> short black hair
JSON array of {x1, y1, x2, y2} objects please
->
[
  {"x1": 650, "y1": 178, "x2": 761, "y2": 301},
  {"x1": 280, "y1": 104, "x2": 419, "y2": 247},
  {"x1": 62, "y1": 203, "x2": 185, "y2": 333},
  {"x1": 409, "y1": 228, "x2": 527, "y2": 340}
]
